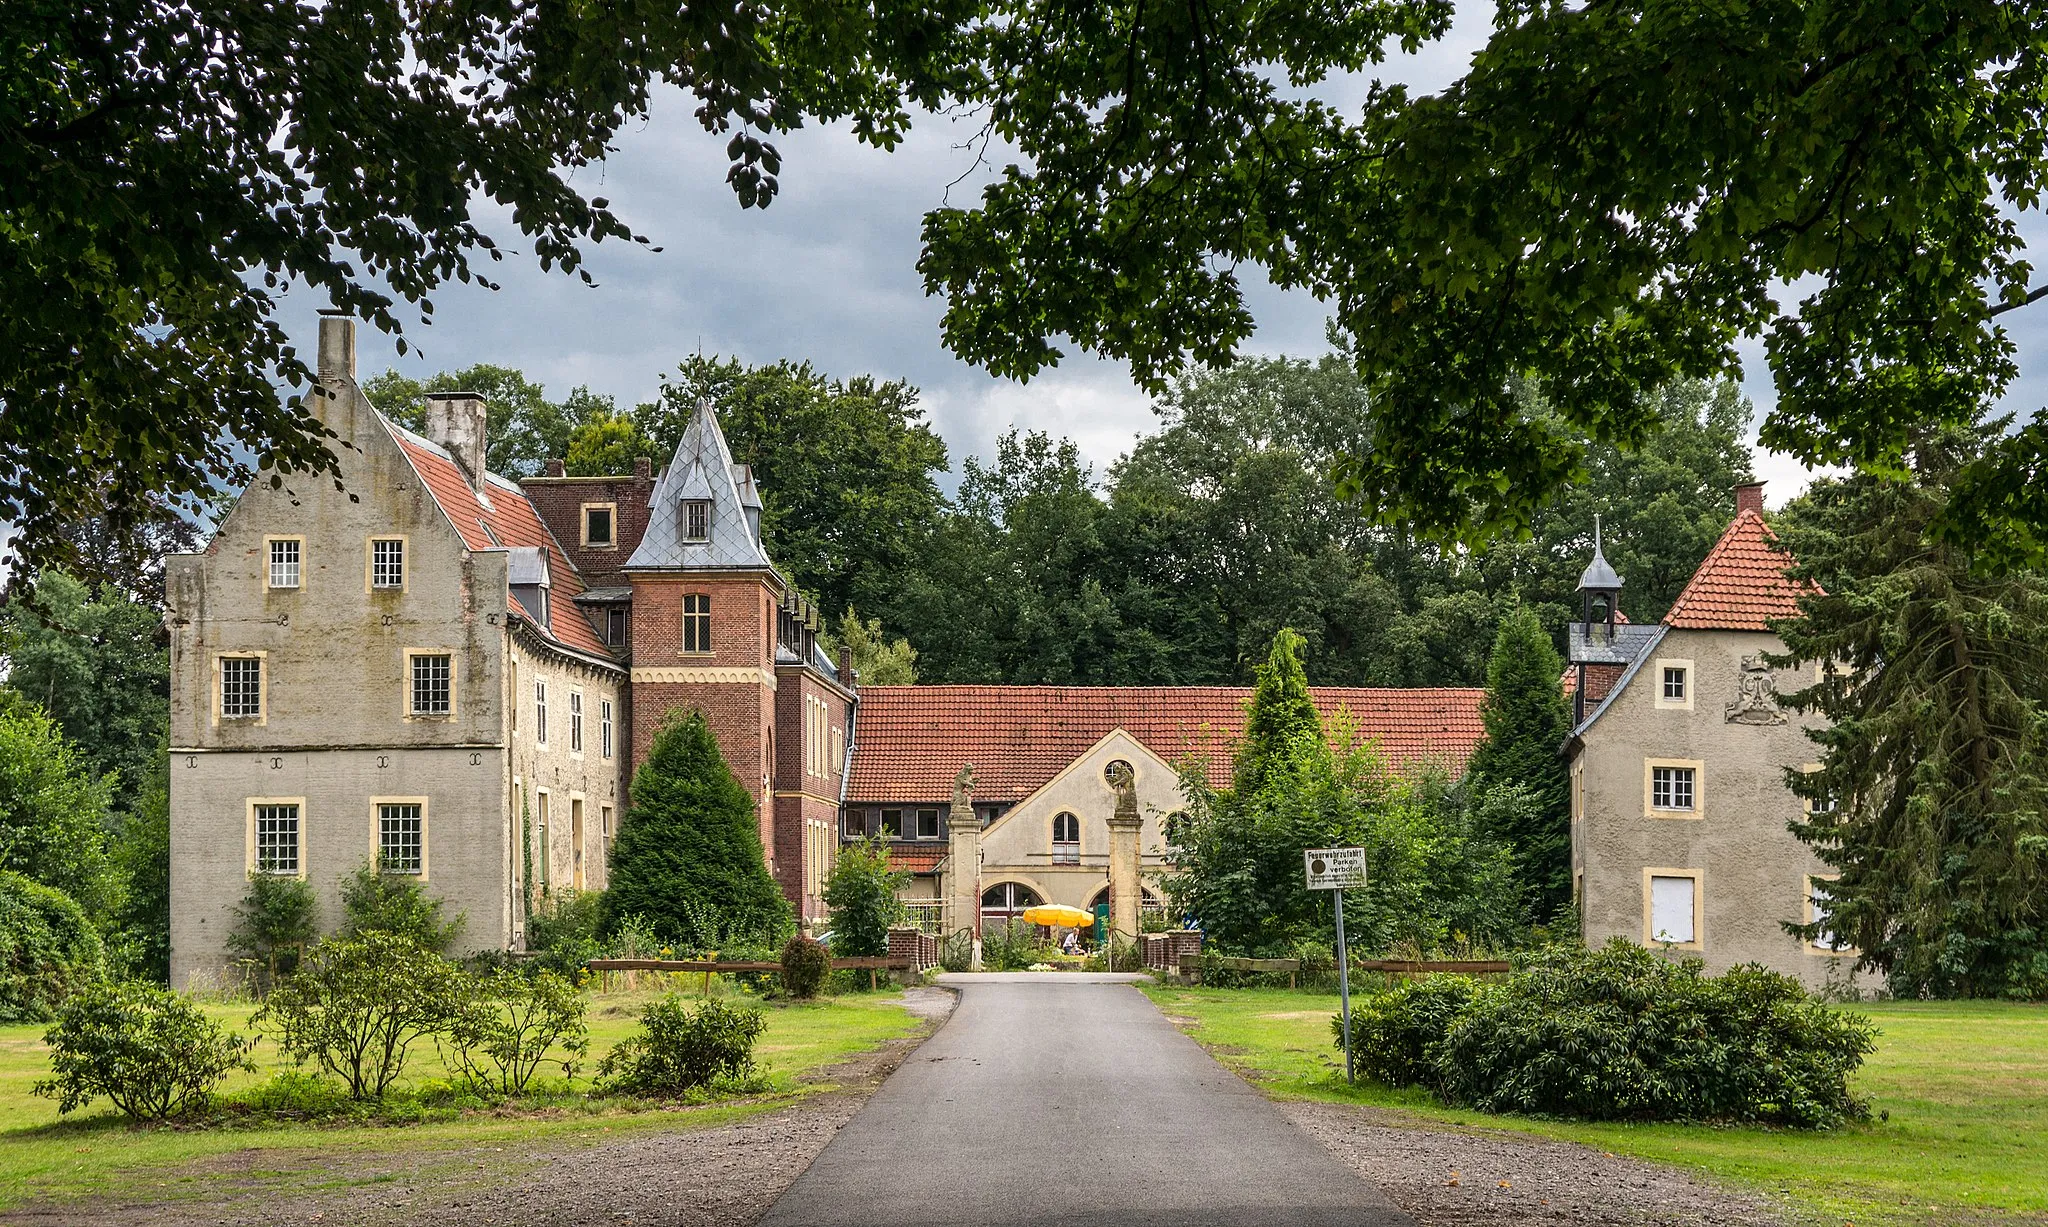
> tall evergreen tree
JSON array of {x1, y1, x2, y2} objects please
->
[
  {"x1": 1466, "y1": 606, "x2": 1573, "y2": 921},
  {"x1": 603, "y1": 711, "x2": 790, "y2": 947},
  {"x1": 1775, "y1": 429, "x2": 2048, "y2": 999},
  {"x1": 1235, "y1": 627, "x2": 1323, "y2": 795}
]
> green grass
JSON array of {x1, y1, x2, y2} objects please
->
[
  {"x1": 1141, "y1": 984, "x2": 2048, "y2": 1227},
  {"x1": 0, "y1": 982, "x2": 926, "y2": 1211}
]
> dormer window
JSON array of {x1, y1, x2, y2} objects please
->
[{"x1": 683, "y1": 499, "x2": 711, "y2": 542}]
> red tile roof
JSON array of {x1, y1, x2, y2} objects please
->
[
  {"x1": 883, "y1": 845, "x2": 947, "y2": 875},
  {"x1": 389, "y1": 429, "x2": 614, "y2": 660},
  {"x1": 1663, "y1": 509, "x2": 1816, "y2": 632},
  {"x1": 847, "y1": 686, "x2": 1486, "y2": 803}
]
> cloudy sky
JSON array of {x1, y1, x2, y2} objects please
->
[{"x1": 299, "y1": 5, "x2": 2046, "y2": 507}]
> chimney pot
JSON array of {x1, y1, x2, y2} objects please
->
[
  {"x1": 839, "y1": 646, "x2": 855, "y2": 687},
  {"x1": 545, "y1": 458, "x2": 565, "y2": 477},
  {"x1": 316, "y1": 311, "x2": 356, "y2": 382},
  {"x1": 633, "y1": 456, "x2": 653, "y2": 482},
  {"x1": 424, "y1": 392, "x2": 488, "y2": 492},
  {"x1": 1735, "y1": 481, "x2": 1767, "y2": 518}
]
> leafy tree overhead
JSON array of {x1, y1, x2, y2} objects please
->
[
  {"x1": 644, "y1": 356, "x2": 950, "y2": 621},
  {"x1": 1774, "y1": 426, "x2": 2048, "y2": 999},
  {"x1": 1465, "y1": 606, "x2": 1572, "y2": 922},
  {"x1": 603, "y1": 710, "x2": 790, "y2": 946},
  {"x1": 1, "y1": 570, "x2": 169, "y2": 815},
  {"x1": 564, "y1": 411, "x2": 659, "y2": 477},
  {"x1": 0, "y1": 702, "x2": 119, "y2": 921},
  {"x1": 820, "y1": 609, "x2": 919, "y2": 686}
]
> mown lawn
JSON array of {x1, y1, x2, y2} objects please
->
[
  {"x1": 0, "y1": 982, "x2": 924, "y2": 1211},
  {"x1": 1140, "y1": 984, "x2": 2047, "y2": 1227}
]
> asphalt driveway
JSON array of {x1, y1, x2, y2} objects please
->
[{"x1": 759, "y1": 972, "x2": 1412, "y2": 1227}]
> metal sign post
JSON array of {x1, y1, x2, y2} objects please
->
[{"x1": 1305, "y1": 847, "x2": 1368, "y2": 1085}]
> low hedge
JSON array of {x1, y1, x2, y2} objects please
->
[
  {"x1": 0, "y1": 871, "x2": 104, "y2": 1022},
  {"x1": 1338, "y1": 940, "x2": 1877, "y2": 1127}
]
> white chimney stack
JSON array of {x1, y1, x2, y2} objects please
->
[
  {"x1": 316, "y1": 310, "x2": 356, "y2": 382},
  {"x1": 424, "y1": 392, "x2": 488, "y2": 493}
]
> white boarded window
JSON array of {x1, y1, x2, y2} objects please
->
[
  {"x1": 1650, "y1": 875, "x2": 1697, "y2": 944},
  {"x1": 268, "y1": 539, "x2": 301, "y2": 589},
  {"x1": 254, "y1": 803, "x2": 300, "y2": 874},
  {"x1": 1809, "y1": 877, "x2": 1849, "y2": 952}
]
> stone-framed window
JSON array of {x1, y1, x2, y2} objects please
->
[
  {"x1": 266, "y1": 537, "x2": 303, "y2": 590},
  {"x1": 368, "y1": 536, "x2": 406, "y2": 590},
  {"x1": 570, "y1": 690, "x2": 584, "y2": 754},
  {"x1": 1052, "y1": 811, "x2": 1080, "y2": 863},
  {"x1": 219, "y1": 654, "x2": 264, "y2": 721},
  {"x1": 1643, "y1": 758, "x2": 1704, "y2": 818},
  {"x1": 1653, "y1": 658, "x2": 1695, "y2": 710},
  {"x1": 1806, "y1": 875, "x2": 1854, "y2": 955},
  {"x1": 375, "y1": 800, "x2": 426, "y2": 876},
  {"x1": 1643, "y1": 868, "x2": 1703, "y2": 949},
  {"x1": 581, "y1": 502, "x2": 617, "y2": 548},
  {"x1": 600, "y1": 698, "x2": 614, "y2": 759},
  {"x1": 534, "y1": 678, "x2": 549, "y2": 747},
  {"x1": 249, "y1": 799, "x2": 304, "y2": 876},
  {"x1": 409, "y1": 651, "x2": 453, "y2": 717},
  {"x1": 681, "y1": 594, "x2": 711, "y2": 653}
]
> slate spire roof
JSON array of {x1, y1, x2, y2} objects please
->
[
  {"x1": 1662, "y1": 506, "x2": 1815, "y2": 631},
  {"x1": 625, "y1": 399, "x2": 776, "y2": 572}
]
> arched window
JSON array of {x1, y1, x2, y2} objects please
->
[
  {"x1": 1089, "y1": 883, "x2": 1166, "y2": 929},
  {"x1": 1163, "y1": 810, "x2": 1188, "y2": 845},
  {"x1": 981, "y1": 881, "x2": 1042, "y2": 927},
  {"x1": 1052, "y1": 812, "x2": 1080, "y2": 863}
]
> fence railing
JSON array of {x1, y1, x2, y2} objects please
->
[{"x1": 901, "y1": 899, "x2": 945, "y2": 933}]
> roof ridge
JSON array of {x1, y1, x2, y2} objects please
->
[{"x1": 1663, "y1": 507, "x2": 1811, "y2": 631}]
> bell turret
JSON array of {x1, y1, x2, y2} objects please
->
[{"x1": 1577, "y1": 515, "x2": 1624, "y2": 646}]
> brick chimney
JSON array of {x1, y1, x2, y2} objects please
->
[
  {"x1": 1735, "y1": 481, "x2": 1766, "y2": 518},
  {"x1": 425, "y1": 392, "x2": 488, "y2": 492},
  {"x1": 839, "y1": 645, "x2": 856, "y2": 687},
  {"x1": 633, "y1": 455, "x2": 653, "y2": 482},
  {"x1": 316, "y1": 310, "x2": 356, "y2": 382}
]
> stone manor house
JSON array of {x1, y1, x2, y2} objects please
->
[{"x1": 165, "y1": 312, "x2": 1846, "y2": 989}]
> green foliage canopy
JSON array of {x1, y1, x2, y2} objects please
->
[
  {"x1": 34, "y1": 981, "x2": 254, "y2": 1120},
  {"x1": 0, "y1": 870, "x2": 105, "y2": 1023},
  {"x1": 256, "y1": 931, "x2": 465, "y2": 1101},
  {"x1": 822, "y1": 838, "x2": 909, "y2": 957},
  {"x1": 0, "y1": 702, "x2": 119, "y2": 920}
]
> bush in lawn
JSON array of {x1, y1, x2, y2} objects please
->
[
  {"x1": 0, "y1": 870, "x2": 104, "y2": 1022},
  {"x1": 339, "y1": 861, "x2": 465, "y2": 954},
  {"x1": 1431, "y1": 940, "x2": 1877, "y2": 1126},
  {"x1": 444, "y1": 968, "x2": 589, "y2": 1096},
  {"x1": 779, "y1": 935, "x2": 830, "y2": 999},
  {"x1": 524, "y1": 889, "x2": 606, "y2": 977},
  {"x1": 34, "y1": 981, "x2": 254, "y2": 1119},
  {"x1": 821, "y1": 838, "x2": 907, "y2": 957},
  {"x1": 255, "y1": 932, "x2": 464, "y2": 1100},
  {"x1": 226, "y1": 872, "x2": 317, "y2": 986},
  {"x1": 596, "y1": 994, "x2": 766, "y2": 1096},
  {"x1": 1337, "y1": 975, "x2": 1479, "y2": 1092}
]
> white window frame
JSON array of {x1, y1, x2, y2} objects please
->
[
  {"x1": 367, "y1": 535, "x2": 408, "y2": 592},
  {"x1": 580, "y1": 502, "x2": 618, "y2": 549},
  {"x1": 217, "y1": 652, "x2": 267, "y2": 723},
  {"x1": 534, "y1": 787, "x2": 551, "y2": 890},
  {"x1": 600, "y1": 698, "x2": 614, "y2": 759},
  {"x1": 370, "y1": 796, "x2": 429, "y2": 879},
  {"x1": 405, "y1": 649, "x2": 456, "y2": 719},
  {"x1": 570, "y1": 689, "x2": 584, "y2": 755},
  {"x1": 265, "y1": 536, "x2": 304, "y2": 590},
  {"x1": 1653, "y1": 658, "x2": 1695, "y2": 710},
  {"x1": 1801, "y1": 763, "x2": 1836, "y2": 816},
  {"x1": 570, "y1": 793, "x2": 587, "y2": 890},
  {"x1": 1643, "y1": 868, "x2": 1703, "y2": 950},
  {"x1": 1805, "y1": 874, "x2": 1856, "y2": 955},
  {"x1": 1051, "y1": 811, "x2": 1081, "y2": 863},
  {"x1": 247, "y1": 797, "x2": 306, "y2": 878},
  {"x1": 1644, "y1": 758, "x2": 1705, "y2": 819},
  {"x1": 683, "y1": 499, "x2": 711, "y2": 542},
  {"x1": 534, "y1": 678, "x2": 550, "y2": 748}
]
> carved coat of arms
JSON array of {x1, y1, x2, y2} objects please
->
[{"x1": 1725, "y1": 655, "x2": 1789, "y2": 725}]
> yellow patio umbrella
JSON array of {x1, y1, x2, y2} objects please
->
[{"x1": 1020, "y1": 904, "x2": 1095, "y2": 928}]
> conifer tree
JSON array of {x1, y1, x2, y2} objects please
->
[
  {"x1": 603, "y1": 711, "x2": 790, "y2": 948},
  {"x1": 1466, "y1": 606, "x2": 1573, "y2": 921},
  {"x1": 1775, "y1": 428, "x2": 2048, "y2": 999},
  {"x1": 1235, "y1": 627, "x2": 1323, "y2": 794}
]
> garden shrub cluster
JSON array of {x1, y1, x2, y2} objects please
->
[
  {"x1": 1340, "y1": 940, "x2": 1878, "y2": 1127},
  {"x1": 35, "y1": 981, "x2": 254, "y2": 1119},
  {"x1": 596, "y1": 994, "x2": 767, "y2": 1095},
  {"x1": 0, "y1": 871, "x2": 104, "y2": 1022},
  {"x1": 779, "y1": 935, "x2": 830, "y2": 999}
]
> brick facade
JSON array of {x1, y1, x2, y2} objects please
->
[{"x1": 520, "y1": 462, "x2": 658, "y2": 589}]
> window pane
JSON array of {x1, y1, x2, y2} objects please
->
[
  {"x1": 222, "y1": 657, "x2": 262, "y2": 717},
  {"x1": 371, "y1": 539, "x2": 405, "y2": 588},
  {"x1": 916, "y1": 808, "x2": 939, "y2": 839},
  {"x1": 254, "y1": 804, "x2": 299, "y2": 874},
  {"x1": 411, "y1": 654, "x2": 451, "y2": 715},
  {"x1": 601, "y1": 699, "x2": 614, "y2": 758},
  {"x1": 269, "y1": 540, "x2": 300, "y2": 588},
  {"x1": 570, "y1": 691, "x2": 583, "y2": 751},
  {"x1": 378, "y1": 803, "x2": 423, "y2": 874},
  {"x1": 682, "y1": 594, "x2": 711, "y2": 652},
  {"x1": 586, "y1": 507, "x2": 613, "y2": 546},
  {"x1": 1650, "y1": 875, "x2": 1695, "y2": 943},
  {"x1": 535, "y1": 680, "x2": 548, "y2": 744},
  {"x1": 684, "y1": 500, "x2": 710, "y2": 541},
  {"x1": 880, "y1": 809, "x2": 902, "y2": 838},
  {"x1": 1662, "y1": 667, "x2": 1685, "y2": 700}
]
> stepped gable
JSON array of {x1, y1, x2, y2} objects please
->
[
  {"x1": 846, "y1": 685, "x2": 1486, "y2": 803},
  {"x1": 1662, "y1": 496, "x2": 1815, "y2": 632},
  {"x1": 624, "y1": 399, "x2": 776, "y2": 572},
  {"x1": 386, "y1": 424, "x2": 612, "y2": 659}
]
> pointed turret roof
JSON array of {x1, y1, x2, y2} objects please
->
[
  {"x1": 625, "y1": 400, "x2": 777, "y2": 572},
  {"x1": 1577, "y1": 515, "x2": 1624, "y2": 593},
  {"x1": 1663, "y1": 507, "x2": 1814, "y2": 631}
]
